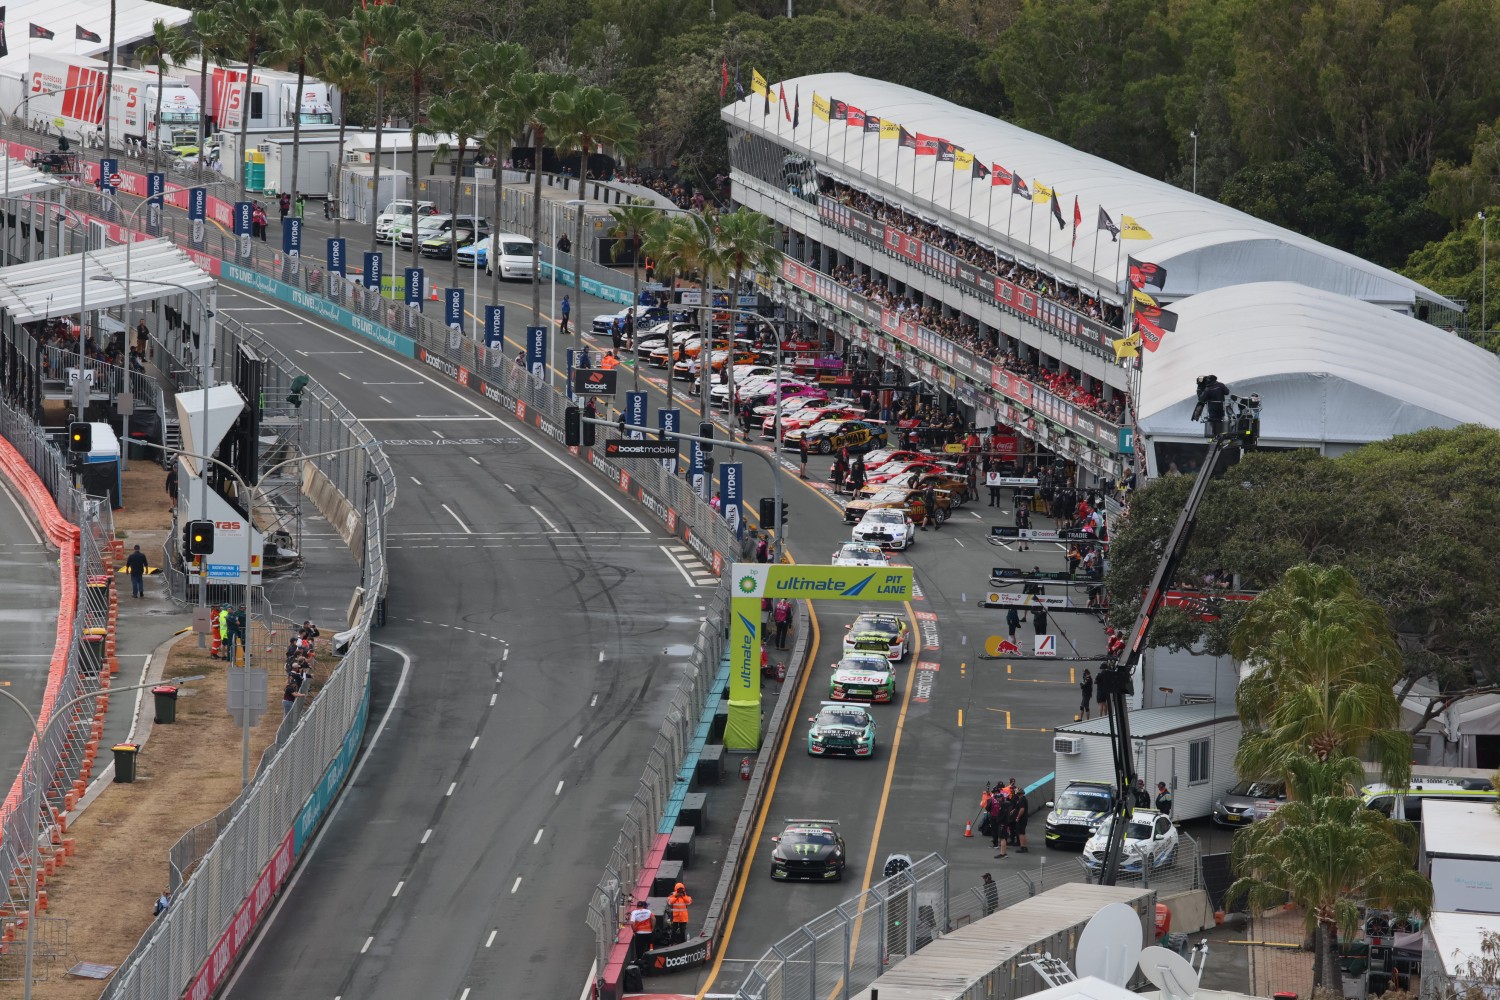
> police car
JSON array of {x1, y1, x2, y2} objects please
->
[
  {"x1": 769, "y1": 819, "x2": 846, "y2": 881},
  {"x1": 842, "y1": 613, "x2": 909, "y2": 661},
  {"x1": 829, "y1": 653, "x2": 897, "y2": 703},
  {"x1": 807, "y1": 703, "x2": 877, "y2": 757},
  {"x1": 831, "y1": 542, "x2": 890, "y2": 567},
  {"x1": 851, "y1": 508, "x2": 915, "y2": 551}
]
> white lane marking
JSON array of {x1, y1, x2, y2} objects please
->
[
  {"x1": 497, "y1": 671, "x2": 505, "y2": 683},
  {"x1": 530, "y1": 505, "x2": 559, "y2": 533},
  {"x1": 486, "y1": 930, "x2": 497, "y2": 948},
  {"x1": 511, "y1": 877, "x2": 522, "y2": 894},
  {"x1": 970, "y1": 511, "x2": 983, "y2": 519},
  {"x1": 534, "y1": 828, "x2": 544, "y2": 844},
  {"x1": 502, "y1": 648, "x2": 509, "y2": 661},
  {"x1": 440, "y1": 504, "x2": 473, "y2": 534},
  {"x1": 433, "y1": 430, "x2": 445, "y2": 439},
  {"x1": 489, "y1": 693, "x2": 497, "y2": 706},
  {"x1": 460, "y1": 990, "x2": 471, "y2": 1000},
  {"x1": 410, "y1": 477, "x2": 422, "y2": 486},
  {"x1": 221, "y1": 643, "x2": 413, "y2": 998},
  {"x1": 361, "y1": 937, "x2": 373, "y2": 954},
  {"x1": 421, "y1": 829, "x2": 432, "y2": 844},
  {"x1": 589, "y1": 695, "x2": 598, "y2": 707},
  {"x1": 446, "y1": 782, "x2": 457, "y2": 797},
  {"x1": 340, "y1": 372, "x2": 352, "y2": 379},
  {"x1": 576, "y1": 960, "x2": 599, "y2": 1000},
  {"x1": 573, "y1": 734, "x2": 582, "y2": 748},
  {"x1": 503, "y1": 483, "x2": 516, "y2": 492},
  {"x1": 470, "y1": 456, "x2": 481, "y2": 465},
  {"x1": 469, "y1": 736, "x2": 480, "y2": 750},
  {"x1": 658, "y1": 545, "x2": 698, "y2": 587},
  {"x1": 379, "y1": 395, "x2": 393, "y2": 404},
  {"x1": 955, "y1": 538, "x2": 965, "y2": 547},
  {"x1": 598, "y1": 650, "x2": 605, "y2": 662},
  {"x1": 0, "y1": 476, "x2": 45, "y2": 544},
  {"x1": 231, "y1": 285, "x2": 649, "y2": 531},
  {"x1": 555, "y1": 780, "x2": 564, "y2": 795},
  {"x1": 392, "y1": 881, "x2": 404, "y2": 897}
]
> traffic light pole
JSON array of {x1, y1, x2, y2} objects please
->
[{"x1": 573, "y1": 413, "x2": 789, "y2": 561}]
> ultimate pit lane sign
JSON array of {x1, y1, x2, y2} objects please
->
[{"x1": 604, "y1": 439, "x2": 677, "y2": 459}]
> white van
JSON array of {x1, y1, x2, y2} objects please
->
[{"x1": 466, "y1": 232, "x2": 535, "y2": 281}]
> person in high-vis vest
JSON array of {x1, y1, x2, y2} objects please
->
[
  {"x1": 667, "y1": 883, "x2": 692, "y2": 943},
  {"x1": 216, "y1": 605, "x2": 230, "y2": 659},
  {"x1": 629, "y1": 899, "x2": 655, "y2": 962}
]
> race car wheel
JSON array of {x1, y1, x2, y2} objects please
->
[
  {"x1": 819, "y1": 438, "x2": 833, "y2": 454},
  {"x1": 937, "y1": 507, "x2": 950, "y2": 522}
]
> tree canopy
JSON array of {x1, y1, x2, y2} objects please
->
[{"x1": 1106, "y1": 425, "x2": 1500, "y2": 727}]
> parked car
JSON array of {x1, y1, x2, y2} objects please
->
[
  {"x1": 420, "y1": 218, "x2": 492, "y2": 259},
  {"x1": 375, "y1": 199, "x2": 438, "y2": 242},
  {"x1": 851, "y1": 508, "x2": 915, "y2": 551},
  {"x1": 1082, "y1": 809, "x2": 1179, "y2": 874},
  {"x1": 456, "y1": 233, "x2": 537, "y2": 280},
  {"x1": 785, "y1": 418, "x2": 888, "y2": 455},
  {"x1": 1043, "y1": 780, "x2": 1116, "y2": 849},
  {"x1": 1211, "y1": 780, "x2": 1287, "y2": 827}
]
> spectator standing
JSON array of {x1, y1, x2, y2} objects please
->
[
  {"x1": 798, "y1": 436, "x2": 809, "y2": 479},
  {"x1": 1006, "y1": 607, "x2": 1024, "y2": 643},
  {"x1": 278, "y1": 192, "x2": 290, "y2": 219},
  {"x1": 559, "y1": 294, "x2": 571, "y2": 335},
  {"x1": 1032, "y1": 608, "x2": 1048, "y2": 637},
  {"x1": 1134, "y1": 778, "x2": 1152, "y2": 808},
  {"x1": 773, "y1": 598, "x2": 792, "y2": 649},
  {"x1": 282, "y1": 677, "x2": 301, "y2": 715},
  {"x1": 228, "y1": 604, "x2": 247, "y2": 661},
  {"x1": 126, "y1": 544, "x2": 148, "y2": 598},
  {"x1": 165, "y1": 464, "x2": 178, "y2": 504},
  {"x1": 981, "y1": 872, "x2": 999, "y2": 915},
  {"x1": 987, "y1": 466, "x2": 1003, "y2": 507},
  {"x1": 1155, "y1": 782, "x2": 1174, "y2": 818},
  {"x1": 1013, "y1": 789, "x2": 1030, "y2": 852},
  {"x1": 1079, "y1": 669, "x2": 1093, "y2": 720},
  {"x1": 295, "y1": 195, "x2": 306, "y2": 219}
]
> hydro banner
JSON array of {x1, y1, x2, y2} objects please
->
[
  {"x1": 363, "y1": 251, "x2": 382, "y2": 292},
  {"x1": 524, "y1": 323, "x2": 545, "y2": 378},
  {"x1": 688, "y1": 439, "x2": 706, "y2": 498},
  {"x1": 624, "y1": 391, "x2": 647, "y2": 440},
  {"x1": 189, "y1": 188, "x2": 206, "y2": 250},
  {"x1": 725, "y1": 564, "x2": 914, "y2": 749},
  {"x1": 145, "y1": 172, "x2": 164, "y2": 236},
  {"x1": 658, "y1": 408, "x2": 680, "y2": 472},
  {"x1": 404, "y1": 267, "x2": 423, "y2": 311},
  {"x1": 233, "y1": 201, "x2": 252, "y2": 263},
  {"x1": 282, "y1": 216, "x2": 302, "y2": 277},
  {"x1": 444, "y1": 287, "x2": 464, "y2": 334},
  {"x1": 719, "y1": 462, "x2": 743, "y2": 539},
  {"x1": 327, "y1": 238, "x2": 346, "y2": 304}
]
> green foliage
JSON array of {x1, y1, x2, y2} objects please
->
[
  {"x1": 1107, "y1": 427, "x2": 1500, "y2": 702},
  {"x1": 1403, "y1": 212, "x2": 1495, "y2": 336}
]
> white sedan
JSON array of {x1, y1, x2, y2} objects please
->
[
  {"x1": 831, "y1": 542, "x2": 890, "y2": 567},
  {"x1": 1082, "y1": 809, "x2": 1179, "y2": 874},
  {"x1": 851, "y1": 508, "x2": 915, "y2": 551}
]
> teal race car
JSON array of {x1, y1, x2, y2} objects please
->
[{"x1": 807, "y1": 702, "x2": 877, "y2": 757}]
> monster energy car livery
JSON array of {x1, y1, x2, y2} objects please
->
[
  {"x1": 807, "y1": 703, "x2": 877, "y2": 757},
  {"x1": 770, "y1": 819, "x2": 846, "y2": 880},
  {"x1": 841, "y1": 613, "x2": 909, "y2": 661}
]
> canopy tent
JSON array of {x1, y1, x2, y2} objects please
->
[
  {"x1": 0, "y1": 0, "x2": 192, "y2": 78},
  {"x1": 0, "y1": 237, "x2": 213, "y2": 322},
  {"x1": 1134, "y1": 282, "x2": 1500, "y2": 470},
  {"x1": 0, "y1": 161, "x2": 63, "y2": 199},
  {"x1": 722, "y1": 73, "x2": 1456, "y2": 313}
]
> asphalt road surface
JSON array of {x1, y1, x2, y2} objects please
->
[
  {"x1": 0, "y1": 472, "x2": 61, "y2": 791},
  {"x1": 215, "y1": 286, "x2": 723, "y2": 1000}
]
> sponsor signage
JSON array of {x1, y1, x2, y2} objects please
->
[
  {"x1": 623, "y1": 390, "x2": 647, "y2": 439},
  {"x1": 985, "y1": 474, "x2": 1039, "y2": 487},
  {"x1": 363, "y1": 251, "x2": 383, "y2": 291},
  {"x1": 520, "y1": 320, "x2": 544, "y2": 373},
  {"x1": 981, "y1": 591, "x2": 1073, "y2": 609},
  {"x1": 99, "y1": 157, "x2": 117, "y2": 194},
  {"x1": 327, "y1": 238, "x2": 346, "y2": 276},
  {"x1": 444, "y1": 287, "x2": 464, "y2": 333},
  {"x1": 189, "y1": 187, "x2": 207, "y2": 250},
  {"x1": 689, "y1": 438, "x2": 707, "y2": 499},
  {"x1": 990, "y1": 526, "x2": 1105, "y2": 543},
  {"x1": 403, "y1": 267, "x2": 423, "y2": 311},
  {"x1": 145, "y1": 172, "x2": 164, "y2": 236},
  {"x1": 719, "y1": 462, "x2": 743, "y2": 539},
  {"x1": 658, "y1": 408, "x2": 680, "y2": 471},
  {"x1": 571, "y1": 367, "x2": 617, "y2": 396},
  {"x1": 282, "y1": 217, "x2": 302, "y2": 276},
  {"x1": 604, "y1": 439, "x2": 677, "y2": 459},
  {"x1": 233, "y1": 200, "x2": 252, "y2": 262}
]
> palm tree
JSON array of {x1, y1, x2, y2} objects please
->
[
  {"x1": 714, "y1": 207, "x2": 782, "y2": 439},
  {"x1": 545, "y1": 84, "x2": 641, "y2": 329},
  {"x1": 460, "y1": 42, "x2": 530, "y2": 308},
  {"x1": 134, "y1": 19, "x2": 193, "y2": 173},
  {"x1": 344, "y1": 5, "x2": 413, "y2": 255},
  {"x1": 608, "y1": 199, "x2": 660, "y2": 388},
  {"x1": 376, "y1": 26, "x2": 452, "y2": 273},
  {"x1": 425, "y1": 89, "x2": 485, "y2": 289},
  {"x1": 667, "y1": 209, "x2": 732, "y2": 405},
  {"x1": 493, "y1": 71, "x2": 574, "y2": 326},
  {"x1": 189, "y1": 7, "x2": 232, "y2": 153},
  {"x1": 1231, "y1": 564, "x2": 1411, "y2": 789},
  {"x1": 266, "y1": 5, "x2": 329, "y2": 214},
  {"x1": 318, "y1": 46, "x2": 366, "y2": 238},
  {"x1": 641, "y1": 212, "x2": 690, "y2": 413},
  {"x1": 219, "y1": 0, "x2": 280, "y2": 202},
  {"x1": 1229, "y1": 754, "x2": 1432, "y2": 992}
]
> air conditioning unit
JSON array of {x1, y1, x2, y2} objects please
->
[{"x1": 1053, "y1": 735, "x2": 1083, "y2": 755}]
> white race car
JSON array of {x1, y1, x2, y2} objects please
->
[
  {"x1": 1082, "y1": 809, "x2": 1179, "y2": 874},
  {"x1": 851, "y1": 508, "x2": 915, "y2": 551},
  {"x1": 831, "y1": 542, "x2": 890, "y2": 567}
]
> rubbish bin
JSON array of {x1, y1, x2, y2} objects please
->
[
  {"x1": 152, "y1": 685, "x2": 179, "y2": 724},
  {"x1": 112, "y1": 743, "x2": 140, "y2": 783}
]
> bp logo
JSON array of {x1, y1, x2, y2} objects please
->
[{"x1": 738, "y1": 574, "x2": 758, "y2": 595}]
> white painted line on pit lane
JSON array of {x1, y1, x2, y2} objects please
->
[
  {"x1": 433, "y1": 430, "x2": 445, "y2": 439},
  {"x1": 470, "y1": 736, "x2": 480, "y2": 750},
  {"x1": 530, "y1": 505, "x2": 560, "y2": 532},
  {"x1": 955, "y1": 538, "x2": 965, "y2": 547},
  {"x1": 970, "y1": 511, "x2": 983, "y2": 519},
  {"x1": 441, "y1": 504, "x2": 473, "y2": 534},
  {"x1": 503, "y1": 483, "x2": 516, "y2": 492},
  {"x1": 460, "y1": 989, "x2": 471, "y2": 1000},
  {"x1": 498, "y1": 670, "x2": 505, "y2": 682},
  {"x1": 422, "y1": 828, "x2": 432, "y2": 844},
  {"x1": 379, "y1": 395, "x2": 393, "y2": 405},
  {"x1": 361, "y1": 937, "x2": 373, "y2": 954},
  {"x1": 470, "y1": 456, "x2": 481, "y2": 465},
  {"x1": 534, "y1": 828, "x2": 544, "y2": 845},
  {"x1": 589, "y1": 694, "x2": 598, "y2": 707},
  {"x1": 598, "y1": 650, "x2": 605, "y2": 662},
  {"x1": 392, "y1": 881, "x2": 404, "y2": 897},
  {"x1": 658, "y1": 545, "x2": 698, "y2": 587},
  {"x1": 446, "y1": 782, "x2": 457, "y2": 797},
  {"x1": 410, "y1": 477, "x2": 422, "y2": 486},
  {"x1": 502, "y1": 648, "x2": 509, "y2": 661},
  {"x1": 490, "y1": 693, "x2": 497, "y2": 706},
  {"x1": 573, "y1": 734, "x2": 583, "y2": 748},
  {"x1": 486, "y1": 930, "x2": 497, "y2": 948},
  {"x1": 511, "y1": 877, "x2": 522, "y2": 894},
  {"x1": 340, "y1": 372, "x2": 351, "y2": 380},
  {"x1": 555, "y1": 780, "x2": 565, "y2": 795}
]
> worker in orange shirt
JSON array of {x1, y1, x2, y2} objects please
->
[
  {"x1": 667, "y1": 882, "x2": 692, "y2": 943},
  {"x1": 628, "y1": 899, "x2": 655, "y2": 962},
  {"x1": 600, "y1": 351, "x2": 621, "y2": 370}
]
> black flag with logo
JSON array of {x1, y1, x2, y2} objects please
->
[
  {"x1": 76, "y1": 24, "x2": 100, "y2": 42},
  {"x1": 29, "y1": 22, "x2": 54, "y2": 39},
  {"x1": 1127, "y1": 255, "x2": 1167, "y2": 291},
  {"x1": 0, "y1": 9, "x2": 9, "y2": 59}
]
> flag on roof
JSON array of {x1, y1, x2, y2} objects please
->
[
  {"x1": 831, "y1": 97, "x2": 847, "y2": 121},
  {"x1": 720, "y1": 58, "x2": 728, "y2": 99},
  {"x1": 29, "y1": 22, "x2": 53, "y2": 38},
  {"x1": 813, "y1": 92, "x2": 830, "y2": 122},
  {"x1": 1050, "y1": 189, "x2": 1065, "y2": 229},
  {"x1": 992, "y1": 163, "x2": 1012, "y2": 186},
  {"x1": 1127, "y1": 256, "x2": 1168, "y2": 290},
  {"x1": 897, "y1": 125, "x2": 916, "y2": 149},
  {"x1": 913, "y1": 133, "x2": 939, "y2": 155},
  {"x1": 1013, "y1": 175, "x2": 1031, "y2": 200},
  {"x1": 846, "y1": 105, "x2": 865, "y2": 128},
  {"x1": 779, "y1": 83, "x2": 789, "y2": 121},
  {"x1": 1112, "y1": 332, "x2": 1142, "y2": 361},
  {"x1": 1071, "y1": 197, "x2": 1082, "y2": 247},
  {"x1": 954, "y1": 150, "x2": 974, "y2": 172},
  {"x1": 1121, "y1": 215, "x2": 1153, "y2": 240},
  {"x1": 971, "y1": 159, "x2": 990, "y2": 181},
  {"x1": 1097, "y1": 207, "x2": 1120, "y2": 242}
]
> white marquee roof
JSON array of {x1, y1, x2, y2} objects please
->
[
  {"x1": 1136, "y1": 282, "x2": 1500, "y2": 445},
  {"x1": 0, "y1": 237, "x2": 212, "y2": 322},
  {"x1": 723, "y1": 73, "x2": 1455, "y2": 311},
  {"x1": 0, "y1": 0, "x2": 192, "y2": 78}
]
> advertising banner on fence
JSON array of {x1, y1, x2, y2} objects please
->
[
  {"x1": 146, "y1": 172, "x2": 164, "y2": 236},
  {"x1": 719, "y1": 462, "x2": 743, "y2": 539},
  {"x1": 624, "y1": 390, "x2": 646, "y2": 440},
  {"x1": 658, "y1": 408, "x2": 680, "y2": 472},
  {"x1": 444, "y1": 287, "x2": 464, "y2": 334},
  {"x1": 522, "y1": 323, "x2": 543, "y2": 377},
  {"x1": 364, "y1": 252, "x2": 382, "y2": 292},
  {"x1": 282, "y1": 217, "x2": 302, "y2": 277},
  {"x1": 689, "y1": 439, "x2": 706, "y2": 499},
  {"x1": 233, "y1": 201, "x2": 252, "y2": 263},
  {"x1": 189, "y1": 187, "x2": 207, "y2": 250},
  {"x1": 404, "y1": 267, "x2": 423, "y2": 311}
]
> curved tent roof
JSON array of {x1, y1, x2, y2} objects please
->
[
  {"x1": 0, "y1": 0, "x2": 193, "y2": 78},
  {"x1": 723, "y1": 73, "x2": 1456, "y2": 311},
  {"x1": 1135, "y1": 282, "x2": 1500, "y2": 447}
]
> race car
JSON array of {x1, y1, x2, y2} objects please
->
[
  {"x1": 859, "y1": 468, "x2": 971, "y2": 503},
  {"x1": 1044, "y1": 780, "x2": 1117, "y2": 849},
  {"x1": 842, "y1": 613, "x2": 910, "y2": 661},
  {"x1": 776, "y1": 406, "x2": 863, "y2": 440},
  {"x1": 862, "y1": 449, "x2": 933, "y2": 470},
  {"x1": 1082, "y1": 809, "x2": 1179, "y2": 874},
  {"x1": 829, "y1": 652, "x2": 898, "y2": 701},
  {"x1": 864, "y1": 461, "x2": 951, "y2": 486},
  {"x1": 784, "y1": 418, "x2": 888, "y2": 455},
  {"x1": 851, "y1": 508, "x2": 915, "y2": 550},
  {"x1": 831, "y1": 542, "x2": 890, "y2": 567},
  {"x1": 769, "y1": 819, "x2": 846, "y2": 881},
  {"x1": 807, "y1": 703, "x2": 877, "y2": 757},
  {"x1": 842, "y1": 486, "x2": 952, "y2": 525}
]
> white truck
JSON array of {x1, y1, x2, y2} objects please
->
[
  {"x1": 26, "y1": 55, "x2": 200, "y2": 151},
  {"x1": 177, "y1": 59, "x2": 335, "y2": 132}
]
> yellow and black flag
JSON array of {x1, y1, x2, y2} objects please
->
[{"x1": 812, "y1": 92, "x2": 831, "y2": 122}]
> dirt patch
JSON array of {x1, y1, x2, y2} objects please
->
[
  {"x1": 0, "y1": 621, "x2": 303, "y2": 1000},
  {"x1": 110, "y1": 466, "x2": 173, "y2": 535}
]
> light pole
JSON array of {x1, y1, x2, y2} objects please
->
[
  {"x1": 1, "y1": 674, "x2": 206, "y2": 1000},
  {"x1": 551, "y1": 198, "x2": 586, "y2": 390},
  {"x1": 1190, "y1": 127, "x2": 1198, "y2": 195},
  {"x1": 1480, "y1": 210, "x2": 1488, "y2": 351}
]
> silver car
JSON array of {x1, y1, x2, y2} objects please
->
[{"x1": 1211, "y1": 779, "x2": 1287, "y2": 826}]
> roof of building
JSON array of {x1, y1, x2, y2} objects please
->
[
  {"x1": 0, "y1": 0, "x2": 193, "y2": 78},
  {"x1": 723, "y1": 72, "x2": 1455, "y2": 311},
  {"x1": 0, "y1": 237, "x2": 213, "y2": 322},
  {"x1": 1136, "y1": 282, "x2": 1500, "y2": 444},
  {"x1": 1421, "y1": 801, "x2": 1500, "y2": 859},
  {"x1": 1057, "y1": 703, "x2": 1235, "y2": 739}
]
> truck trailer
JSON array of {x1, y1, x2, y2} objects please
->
[
  {"x1": 26, "y1": 55, "x2": 199, "y2": 151},
  {"x1": 177, "y1": 59, "x2": 336, "y2": 133}
]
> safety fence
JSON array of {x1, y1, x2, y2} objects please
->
[
  {"x1": 582, "y1": 586, "x2": 729, "y2": 974},
  {"x1": 0, "y1": 398, "x2": 114, "y2": 983},
  {"x1": 735, "y1": 853, "x2": 952, "y2": 1000}
]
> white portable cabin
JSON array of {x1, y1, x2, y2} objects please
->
[
  {"x1": 1051, "y1": 704, "x2": 1241, "y2": 821},
  {"x1": 1420, "y1": 800, "x2": 1500, "y2": 914}
]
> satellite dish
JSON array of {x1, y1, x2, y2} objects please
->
[
  {"x1": 1139, "y1": 944, "x2": 1201, "y2": 1000},
  {"x1": 1076, "y1": 902, "x2": 1144, "y2": 987}
]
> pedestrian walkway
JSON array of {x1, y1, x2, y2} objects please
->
[{"x1": 0, "y1": 473, "x2": 62, "y2": 795}]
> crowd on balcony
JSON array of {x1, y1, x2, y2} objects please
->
[
  {"x1": 821, "y1": 180, "x2": 1127, "y2": 332},
  {"x1": 827, "y1": 264, "x2": 1129, "y2": 426}
]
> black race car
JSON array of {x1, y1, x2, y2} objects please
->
[{"x1": 769, "y1": 819, "x2": 846, "y2": 881}]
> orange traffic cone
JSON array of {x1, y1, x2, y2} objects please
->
[
  {"x1": 429, "y1": 285, "x2": 440, "y2": 301},
  {"x1": 963, "y1": 819, "x2": 973, "y2": 838}
]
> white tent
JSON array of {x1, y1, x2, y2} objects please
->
[
  {"x1": 722, "y1": 72, "x2": 1457, "y2": 313},
  {"x1": 1135, "y1": 282, "x2": 1500, "y2": 471},
  {"x1": 0, "y1": 0, "x2": 192, "y2": 79}
]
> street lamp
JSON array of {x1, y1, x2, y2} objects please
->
[
  {"x1": 0, "y1": 674, "x2": 206, "y2": 1000},
  {"x1": 1480, "y1": 210, "x2": 1488, "y2": 351},
  {"x1": 551, "y1": 198, "x2": 586, "y2": 391},
  {"x1": 1190, "y1": 128, "x2": 1198, "y2": 195}
]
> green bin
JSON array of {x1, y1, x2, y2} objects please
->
[{"x1": 112, "y1": 743, "x2": 140, "y2": 783}]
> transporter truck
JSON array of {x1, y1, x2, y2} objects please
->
[{"x1": 27, "y1": 54, "x2": 200, "y2": 152}]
